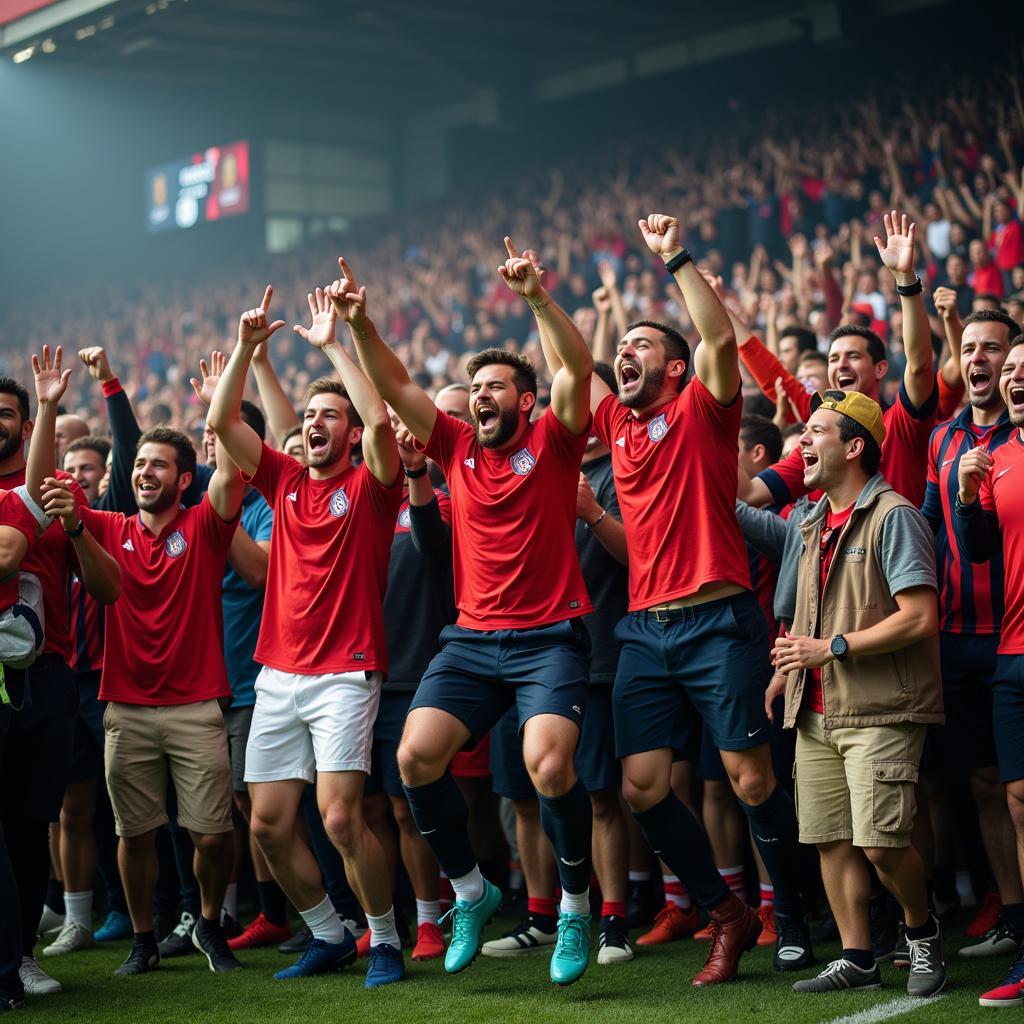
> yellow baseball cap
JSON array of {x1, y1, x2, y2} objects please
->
[{"x1": 811, "y1": 390, "x2": 886, "y2": 448}]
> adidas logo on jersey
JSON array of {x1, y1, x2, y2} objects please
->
[
  {"x1": 122, "y1": 539, "x2": 134, "y2": 552},
  {"x1": 464, "y1": 458, "x2": 475, "y2": 469},
  {"x1": 287, "y1": 492, "x2": 298, "y2": 502}
]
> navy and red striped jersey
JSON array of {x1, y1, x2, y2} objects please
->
[
  {"x1": 920, "y1": 405, "x2": 1012, "y2": 635},
  {"x1": 67, "y1": 575, "x2": 105, "y2": 675},
  {"x1": 748, "y1": 502, "x2": 781, "y2": 636}
]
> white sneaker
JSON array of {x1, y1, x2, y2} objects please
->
[
  {"x1": 37, "y1": 905, "x2": 65, "y2": 937},
  {"x1": 19, "y1": 956, "x2": 62, "y2": 995},
  {"x1": 482, "y1": 918, "x2": 557, "y2": 957},
  {"x1": 340, "y1": 917, "x2": 367, "y2": 938},
  {"x1": 597, "y1": 922, "x2": 635, "y2": 964},
  {"x1": 43, "y1": 920, "x2": 96, "y2": 957}
]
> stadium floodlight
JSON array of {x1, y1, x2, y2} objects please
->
[
  {"x1": 12, "y1": 46, "x2": 35, "y2": 63},
  {"x1": 75, "y1": 24, "x2": 97, "y2": 40},
  {"x1": 41, "y1": 38, "x2": 56, "y2": 53}
]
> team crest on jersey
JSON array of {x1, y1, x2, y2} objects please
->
[
  {"x1": 647, "y1": 413, "x2": 669, "y2": 443},
  {"x1": 397, "y1": 506, "x2": 411, "y2": 528},
  {"x1": 329, "y1": 487, "x2": 350, "y2": 518},
  {"x1": 164, "y1": 531, "x2": 187, "y2": 558},
  {"x1": 510, "y1": 448, "x2": 536, "y2": 476}
]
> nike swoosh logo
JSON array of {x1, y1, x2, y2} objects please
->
[
  {"x1": 420, "y1": 829, "x2": 437, "y2": 835},
  {"x1": 941, "y1": 458, "x2": 955, "y2": 468},
  {"x1": 999, "y1": 467, "x2": 1015, "y2": 479},
  {"x1": 747, "y1": 728, "x2": 761, "y2": 738},
  {"x1": 559, "y1": 857, "x2": 586, "y2": 867}
]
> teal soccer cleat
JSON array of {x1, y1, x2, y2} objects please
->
[
  {"x1": 550, "y1": 912, "x2": 591, "y2": 986},
  {"x1": 442, "y1": 880, "x2": 503, "y2": 974}
]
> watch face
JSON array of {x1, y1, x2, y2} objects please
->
[{"x1": 831, "y1": 636, "x2": 847, "y2": 658}]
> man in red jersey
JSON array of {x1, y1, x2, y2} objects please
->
[
  {"x1": 541, "y1": 213, "x2": 810, "y2": 985},
  {"x1": 740, "y1": 211, "x2": 938, "y2": 509},
  {"x1": 346, "y1": 241, "x2": 597, "y2": 987},
  {"x1": 955, "y1": 334, "x2": 1024, "y2": 1008},
  {"x1": 29, "y1": 353, "x2": 243, "y2": 980},
  {"x1": 208, "y1": 285, "x2": 406, "y2": 989},
  {"x1": 1, "y1": 349, "x2": 120, "y2": 1001}
]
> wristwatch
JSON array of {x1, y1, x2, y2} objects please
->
[{"x1": 830, "y1": 635, "x2": 848, "y2": 663}]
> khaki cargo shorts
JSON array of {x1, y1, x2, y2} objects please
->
[
  {"x1": 103, "y1": 699, "x2": 233, "y2": 838},
  {"x1": 794, "y1": 708, "x2": 925, "y2": 849}
]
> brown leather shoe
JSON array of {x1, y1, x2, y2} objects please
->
[{"x1": 692, "y1": 894, "x2": 762, "y2": 986}]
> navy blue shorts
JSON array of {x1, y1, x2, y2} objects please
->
[
  {"x1": 923, "y1": 633, "x2": 998, "y2": 775},
  {"x1": 69, "y1": 670, "x2": 106, "y2": 785},
  {"x1": 365, "y1": 689, "x2": 414, "y2": 798},
  {"x1": 409, "y1": 619, "x2": 591, "y2": 746},
  {"x1": 993, "y1": 654, "x2": 1024, "y2": 784},
  {"x1": 612, "y1": 593, "x2": 772, "y2": 760},
  {"x1": 490, "y1": 685, "x2": 620, "y2": 800}
]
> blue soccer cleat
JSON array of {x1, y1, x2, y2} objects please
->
[
  {"x1": 365, "y1": 943, "x2": 406, "y2": 988},
  {"x1": 550, "y1": 912, "x2": 591, "y2": 986},
  {"x1": 95, "y1": 911, "x2": 133, "y2": 943},
  {"x1": 273, "y1": 932, "x2": 357, "y2": 980},
  {"x1": 442, "y1": 880, "x2": 503, "y2": 974}
]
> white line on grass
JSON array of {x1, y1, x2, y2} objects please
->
[{"x1": 819, "y1": 994, "x2": 946, "y2": 1024}]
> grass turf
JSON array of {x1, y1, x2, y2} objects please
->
[{"x1": 18, "y1": 908, "x2": 1014, "y2": 1024}]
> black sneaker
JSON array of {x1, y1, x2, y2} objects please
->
[
  {"x1": 793, "y1": 957, "x2": 881, "y2": 993},
  {"x1": 279, "y1": 926, "x2": 311, "y2": 954},
  {"x1": 220, "y1": 911, "x2": 242, "y2": 940},
  {"x1": 869, "y1": 896, "x2": 898, "y2": 962},
  {"x1": 893, "y1": 923, "x2": 910, "y2": 969},
  {"x1": 192, "y1": 917, "x2": 242, "y2": 972},
  {"x1": 597, "y1": 916, "x2": 634, "y2": 965},
  {"x1": 627, "y1": 878, "x2": 660, "y2": 929},
  {"x1": 115, "y1": 939, "x2": 160, "y2": 976},
  {"x1": 158, "y1": 910, "x2": 199, "y2": 958},
  {"x1": 774, "y1": 914, "x2": 815, "y2": 971},
  {"x1": 906, "y1": 917, "x2": 946, "y2": 998}
]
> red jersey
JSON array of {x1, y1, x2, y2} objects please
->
[
  {"x1": 991, "y1": 220, "x2": 1024, "y2": 272},
  {"x1": 80, "y1": 497, "x2": 237, "y2": 705},
  {"x1": 0, "y1": 468, "x2": 87, "y2": 660},
  {"x1": 0, "y1": 488, "x2": 41, "y2": 608},
  {"x1": 980, "y1": 432, "x2": 1024, "y2": 653},
  {"x1": 758, "y1": 381, "x2": 937, "y2": 508},
  {"x1": 245, "y1": 444, "x2": 402, "y2": 674},
  {"x1": 419, "y1": 408, "x2": 592, "y2": 629},
  {"x1": 806, "y1": 503, "x2": 854, "y2": 713},
  {"x1": 68, "y1": 578, "x2": 104, "y2": 675},
  {"x1": 593, "y1": 378, "x2": 752, "y2": 610},
  {"x1": 972, "y1": 263, "x2": 1004, "y2": 298}
]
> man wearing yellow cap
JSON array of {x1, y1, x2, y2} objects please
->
[{"x1": 767, "y1": 390, "x2": 945, "y2": 997}]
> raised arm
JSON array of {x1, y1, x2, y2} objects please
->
[
  {"x1": 932, "y1": 286, "x2": 965, "y2": 388},
  {"x1": 639, "y1": 213, "x2": 738, "y2": 403},
  {"x1": 312, "y1": 278, "x2": 400, "y2": 486},
  {"x1": 250, "y1": 343, "x2": 300, "y2": 447},
  {"x1": 875, "y1": 209, "x2": 935, "y2": 408},
  {"x1": 207, "y1": 286, "x2": 286, "y2": 477},
  {"x1": 500, "y1": 236, "x2": 592, "y2": 435},
  {"x1": 26, "y1": 345, "x2": 72, "y2": 506},
  {"x1": 329, "y1": 257, "x2": 437, "y2": 445},
  {"x1": 190, "y1": 352, "x2": 245, "y2": 522}
]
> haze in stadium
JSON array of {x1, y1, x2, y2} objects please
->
[{"x1": 2, "y1": 2, "x2": 1024, "y2": 1022}]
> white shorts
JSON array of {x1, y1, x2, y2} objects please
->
[{"x1": 244, "y1": 666, "x2": 383, "y2": 783}]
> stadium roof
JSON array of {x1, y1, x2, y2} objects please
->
[{"x1": 0, "y1": 0, "x2": 947, "y2": 113}]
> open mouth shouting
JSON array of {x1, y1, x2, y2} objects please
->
[
  {"x1": 307, "y1": 428, "x2": 330, "y2": 458},
  {"x1": 968, "y1": 365, "x2": 993, "y2": 397},
  {"x1": 833, "y1": 370, "x2": 858, "y2": 389},
  {"x1": 1008, "y1": 381, "x2": 1024, "y2": 416},
  {"x1": 619, "y1": 360, "x2": 642, "y2": 395},
  {"x1": 137, "y1": 478, "x2": 160, "y2": 497},
  {"x1": 475, "y1": 403, "x2": 498, "y2": 430}
]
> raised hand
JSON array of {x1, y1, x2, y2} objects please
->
[
  {"x1": 190, "y1": 350, "x2": 226, "y2": 406},
  {"x1": 238, "y1": 286, "x2": 286, "y2": 348},
  {"x1": 932, "y1": 286, "x2": 959, "y2": 320},
  {"x1": 874, "y1": 209, "x2": 917, "y2": 278},
  {"x1": 700, "y1": 268, "x2": 726, "y2": 300},
  {"x1": 813, "y1": 242, "x2": 834, "y2": 268},
  {"x1": 32, "y1": 345, "x2": 72, "y2": 406},
  {"x1": 788, "y1": 233, "x2": 809, "y2": 261},
  {"x1": 597, "y1": 259, "x2": 618, "y2": 291},
  {"x1": 592, "y1": 286, "x2": 612, "y2": 314},
  {"x1": 78, "y1": 346, "x2": 113, "y2": 383},
  {"x1": 325, "y1": 257, "x2": 368, "y2": 326},
  {"x1": 576, "y1": 472, "x2": 603, "y2": 525},
  {"x1": 294, "y1": 287, "x2": 339, "y2": 349},
  {"x1": 394, "y1": 421, "x2": 425, "y2": 472},
  {"x1": 498, "y1": 237, "x2": 544, "y2": 300},
  {"x1": 522, "y1": 248, "x2": 548, "y2": 285},
  {"x1": 638, "y1": 213, "x2": 681, "y2": 257},
  {"x1": 40, "y1": 476, "x2": 79, "y2": 530},
  {"x1": 958, "y1": 445, "x2": 993, "y2": 505}
]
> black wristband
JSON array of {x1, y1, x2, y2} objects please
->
[
  {"x1": 404, "y1": 464, "x2": 428, "y2": 479},
  {"x1": 895, "y1": 277, "x2": 922, "y2": 296},
  {"x1": 64, "y1": 520, "x2": 85, "y2": 539},
  {"x1": 664, "y1": 249, "x2": 693, "y2": 274}
]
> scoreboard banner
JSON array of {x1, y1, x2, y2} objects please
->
[{"x1": 146, "y1": 140, "x2": 249, "y2": 233}]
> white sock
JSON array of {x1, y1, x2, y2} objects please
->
[
  {"x1": 366, "y1": 907, "x2": 401, "y2": 950},
  {"x1": 449, "y1": 866, "x2": 484, "y2": 904},
  {"x1": 416, "y1": 899, "x2": 440, "y2": 927},
  {"x1": 560, "y1": 889, "x2": 590, "y2": 916},
  {"x1": 628, "y1": 870, "x2": 651, "y2": 883},
  {"x1": 299, "y1": 896, "x2": 347, "y2": 943},
  {"x1": 222, "y1": 883, "x2": 238, "y2": 921},
  {"x1": 64, "y1": 891, "x2": 93, "y2": 930}
]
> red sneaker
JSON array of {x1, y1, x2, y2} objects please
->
[
  {"x1": 756, "y1": 904, "x2": 777, "y2": 947},
  {"x1": 636, "y1": 903, "x2": 700, "y2": 946},
  {"x1": 967, "y1": 892, "x2": 1002, "y2": 939},
  {"x1": 356, "y1": 928, "x2": 372, "y2": 958},
  {"x1": 692, "y1": 894, "x2": 762, "y2": 986},
  {"x1": 979, "y1": 960, "x2": 1024, "y2": 1007},
  {"x1": 226, "y1": 913, "x2": 292, "y2": 951},
  {"x1": 411, "y1": 922, "x2": 445, "y2": 961}
]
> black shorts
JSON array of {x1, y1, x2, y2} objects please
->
[
  {"x1": 69, "y1": 671, "x2": 105, "y2": 786},
  {"x1": 409, "y1": 619, "x2": 591, "y2": 745},
  {"x1": 993, "y1": 653, "x2": 1024, "y2": 784},
  {"x1": 365, "y1": 689, "x2": 414, "y2": 798}
]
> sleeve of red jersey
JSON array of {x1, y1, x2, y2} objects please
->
[
  {"x1": 936, "y1": 372, "x2": 965, "y2": 422},
  {"x1": 195, "y1": 493, "x2": 241, "y2": 552},
  {"x1": 78, "y1": 505, "x2": 117, "y2": 548},
  {"x1": 415, "y1": 409, "x2": 467, "y2": 475},
  {"x1": 756, "y1": 445, "x2": 808, "y2": 507},
  {"x1": 926, "y1": 428, "x2": 941, "y2": 487},
  {"x1": 739, "y1": 338, "x2": 812, "y2": 422},
  {"x1": 592, "y1": 393, "x2": 619, "y2": 449},
  {"x1": 241, "y1": 442, "x2": 289, "y2": 502},
  {"x1": 436, "y1": 490, "x2": 453, "y2": 524},
  {"x1": 357, "y1": 461, "x2": 404, "y2": 513},
  {"x1": 0, "y1": 490, "x2": 40, "y2": 546},
  {"x1": 541, "y1": 406, "x2": 592, "y2": 463},
  {"x1": 686, "y1": 374, "x2": 744, "y2": 428}
]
